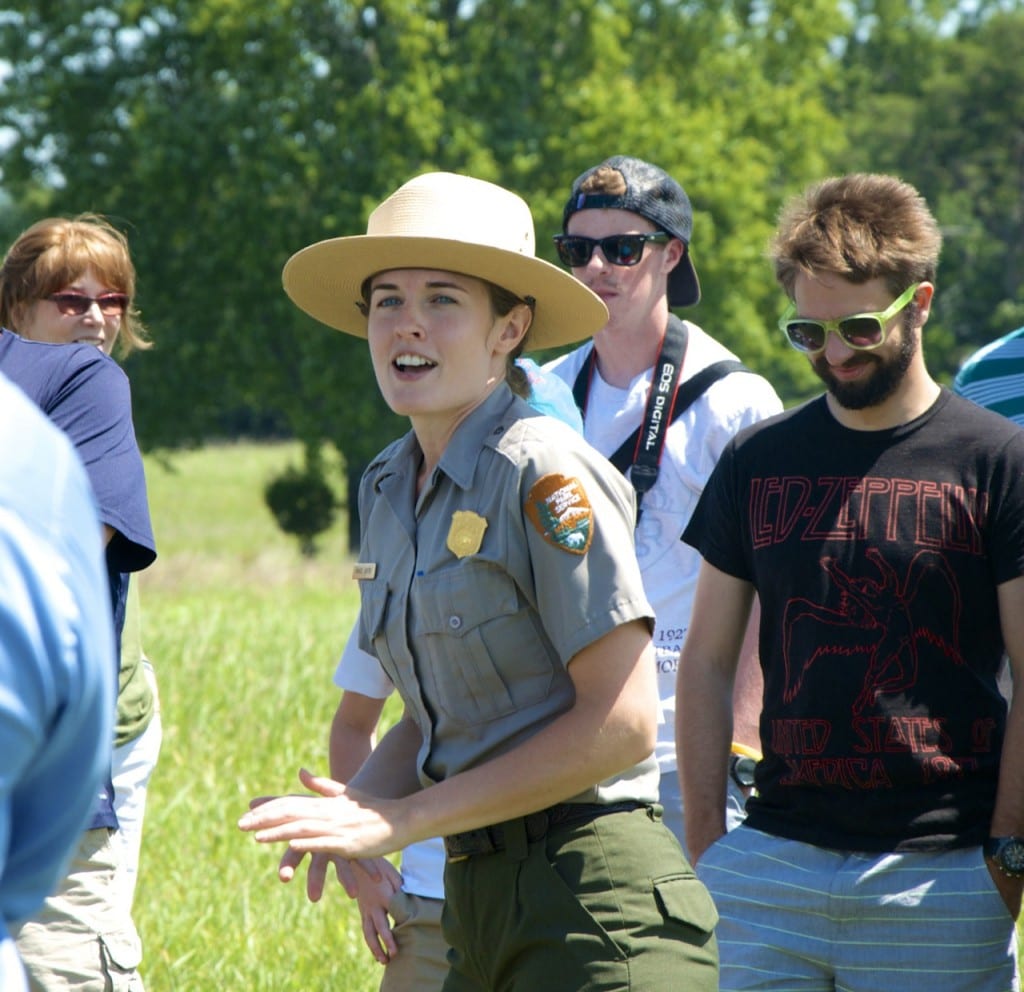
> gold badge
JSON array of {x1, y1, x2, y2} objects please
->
[
  {"x1": 525, "y1": 474, "x2": 593, "y2": 555},
  {"x1": 352, "y1": 562, "x2": 377, "y2": 580},
  {"x1": 447, "y1": 511, "x2": 488, "y2": 558}
]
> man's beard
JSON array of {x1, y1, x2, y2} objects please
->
[{"x1": 812, "y1": 318, "x2": 918, "y2": 411}]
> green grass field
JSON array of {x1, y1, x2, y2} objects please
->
[{"x1": 135, "y1": 442, "x2": 388, "y2": 991}]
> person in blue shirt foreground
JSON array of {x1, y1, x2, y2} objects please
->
[{"x1": 0, "y1": 372, "x2": 115, "y2": 991}]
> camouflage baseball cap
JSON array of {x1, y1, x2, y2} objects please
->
[{"x1": 562, "y1": 155, "x2": 700, "y2": 307}]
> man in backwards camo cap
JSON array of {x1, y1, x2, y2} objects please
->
[{"x1": 545, "y1": 155, "x2": 782, "y2": 857}]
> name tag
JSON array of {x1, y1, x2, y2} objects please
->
[{"x1": 352, "y1": 562, "x2": 377, "y2": 580}]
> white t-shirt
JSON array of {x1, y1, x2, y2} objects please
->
[
  {"x1": 334, "y1": 629, "x2": 445, "y2": 901},
  {"x1": 546, "y1": 321, "x2": 783, "y2": 773}
]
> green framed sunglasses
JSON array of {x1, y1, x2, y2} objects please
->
[{"x1": 779, "y1": 283, "x2": 921, "y2": 356}]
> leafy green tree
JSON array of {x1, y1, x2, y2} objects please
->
[
  {"x1": 11, "y1": 0, "x2": 986, "y2": 548},
  {"x1": 1, "y1": 0, "x2": 434, "y2": 450},
  {"x1": 445, "y1": 0, "x2": 851, "y2": 400},
  {"x1": 264, "y1": 460, "x2": 338, "y2": 557},
  {"x1": 830, "y1": 2, "x2": 1024, "y2": 380}
]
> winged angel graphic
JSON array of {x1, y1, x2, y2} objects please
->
[{"x1": 782, "y1": 548, "x2": 964, "y2": 714}]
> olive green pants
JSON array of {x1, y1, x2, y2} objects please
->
[{"x1": 441, "y1": 805, "x2": 719, "y2": 991}]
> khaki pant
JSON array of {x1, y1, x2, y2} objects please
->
[
  {"x1": 13, "y1": 828, "x2": 144, "y2": 992},
  {"x1": 380, "y1": 890, "x2": 447, "y2": 992},
  {"x1": 441, "y1": 805, "x2": 718, "y2": 991}
]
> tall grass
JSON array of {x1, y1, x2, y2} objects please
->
[{"x1": 136, "y1": 442, "x2": 387, "y2": 991}]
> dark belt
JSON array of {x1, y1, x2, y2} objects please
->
[{"x1": 444, "y1": 800, "x2": 646, "y2": 862}]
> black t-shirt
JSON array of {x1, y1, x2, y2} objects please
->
[{"x1": 684, "y1": 389, "x2": 1024, "y2": 851}]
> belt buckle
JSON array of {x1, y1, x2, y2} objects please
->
[{"x1": 445, "y1": 826, "x2": 497, "y2": 862}]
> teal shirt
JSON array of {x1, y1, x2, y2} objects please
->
[{"x1": 954, "y1": 325, "x2": 1024, "y2": 427}]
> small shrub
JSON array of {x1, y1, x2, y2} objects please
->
[{"x1": 264, "y1": 464, "x2": 337, "y2": 557}]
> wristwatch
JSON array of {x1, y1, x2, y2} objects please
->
[
  {"x1": 729, "y1": 752, "x2": 757, "y2": 790},
  {"x1": 983, "y1": 836, "x2": 1024, "y2": 878}
]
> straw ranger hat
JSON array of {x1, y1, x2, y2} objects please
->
[{"x1": 282, "y1": 172, "x2": 608, "y2": 350}]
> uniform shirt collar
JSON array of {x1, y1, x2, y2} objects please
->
[
  {"x1": 438, "y1": 383, "x2": 518, "y2": 491},
  {"x1": 368, "y1": 383, "x2": 520, "y2": 493}
]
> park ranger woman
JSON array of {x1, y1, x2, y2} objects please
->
[{"x1": 240, "y1": 171, "x2": 718, "y2": 991}]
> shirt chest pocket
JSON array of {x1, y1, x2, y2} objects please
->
[
  {"x1": 359, "y1": 583, "x2": 403, "y2": 681},
  {"x1": 412, "y1": 564, "x2": 557, "y2": 727}
]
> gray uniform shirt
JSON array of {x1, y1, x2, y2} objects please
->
[{"x1": 356, "y1": 384, "x2": 658, "y2": 805}]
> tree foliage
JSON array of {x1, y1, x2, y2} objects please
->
[
  {"x1": 832, "y1": 1, "x2": 1024, "y2": 372},
  {"x1": 264, "y1": 461, "x2": 337, "y2": 557},
  {"x1": 1, "y1": 0, "x2": 1020, "y2": 527}
]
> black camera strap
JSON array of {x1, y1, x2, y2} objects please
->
[{"x1": 572, "y1": 315, "x2": 748, "y2": 523}]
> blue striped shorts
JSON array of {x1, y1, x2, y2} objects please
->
[{"x1": 697, "y1": 824, "x2": 1020, "y2": 991}]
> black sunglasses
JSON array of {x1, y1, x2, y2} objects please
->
[
  {"x1": 47, "y1": 292, "x2": 129, "y2": 317},
  {"x1": 553, "y1": 232, "x2": 671, "y2": 268}
]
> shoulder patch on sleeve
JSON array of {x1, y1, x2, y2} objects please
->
[{"x1": 526, "y1": 473, "x2": 593, "y2": 555}]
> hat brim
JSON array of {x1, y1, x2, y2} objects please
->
[
  {"x1": 668, "y1": 253, "x2": 701, "y2": 308},
  {"x1": 283, "y1": 235, "x2": 609, "y2": 351}
]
